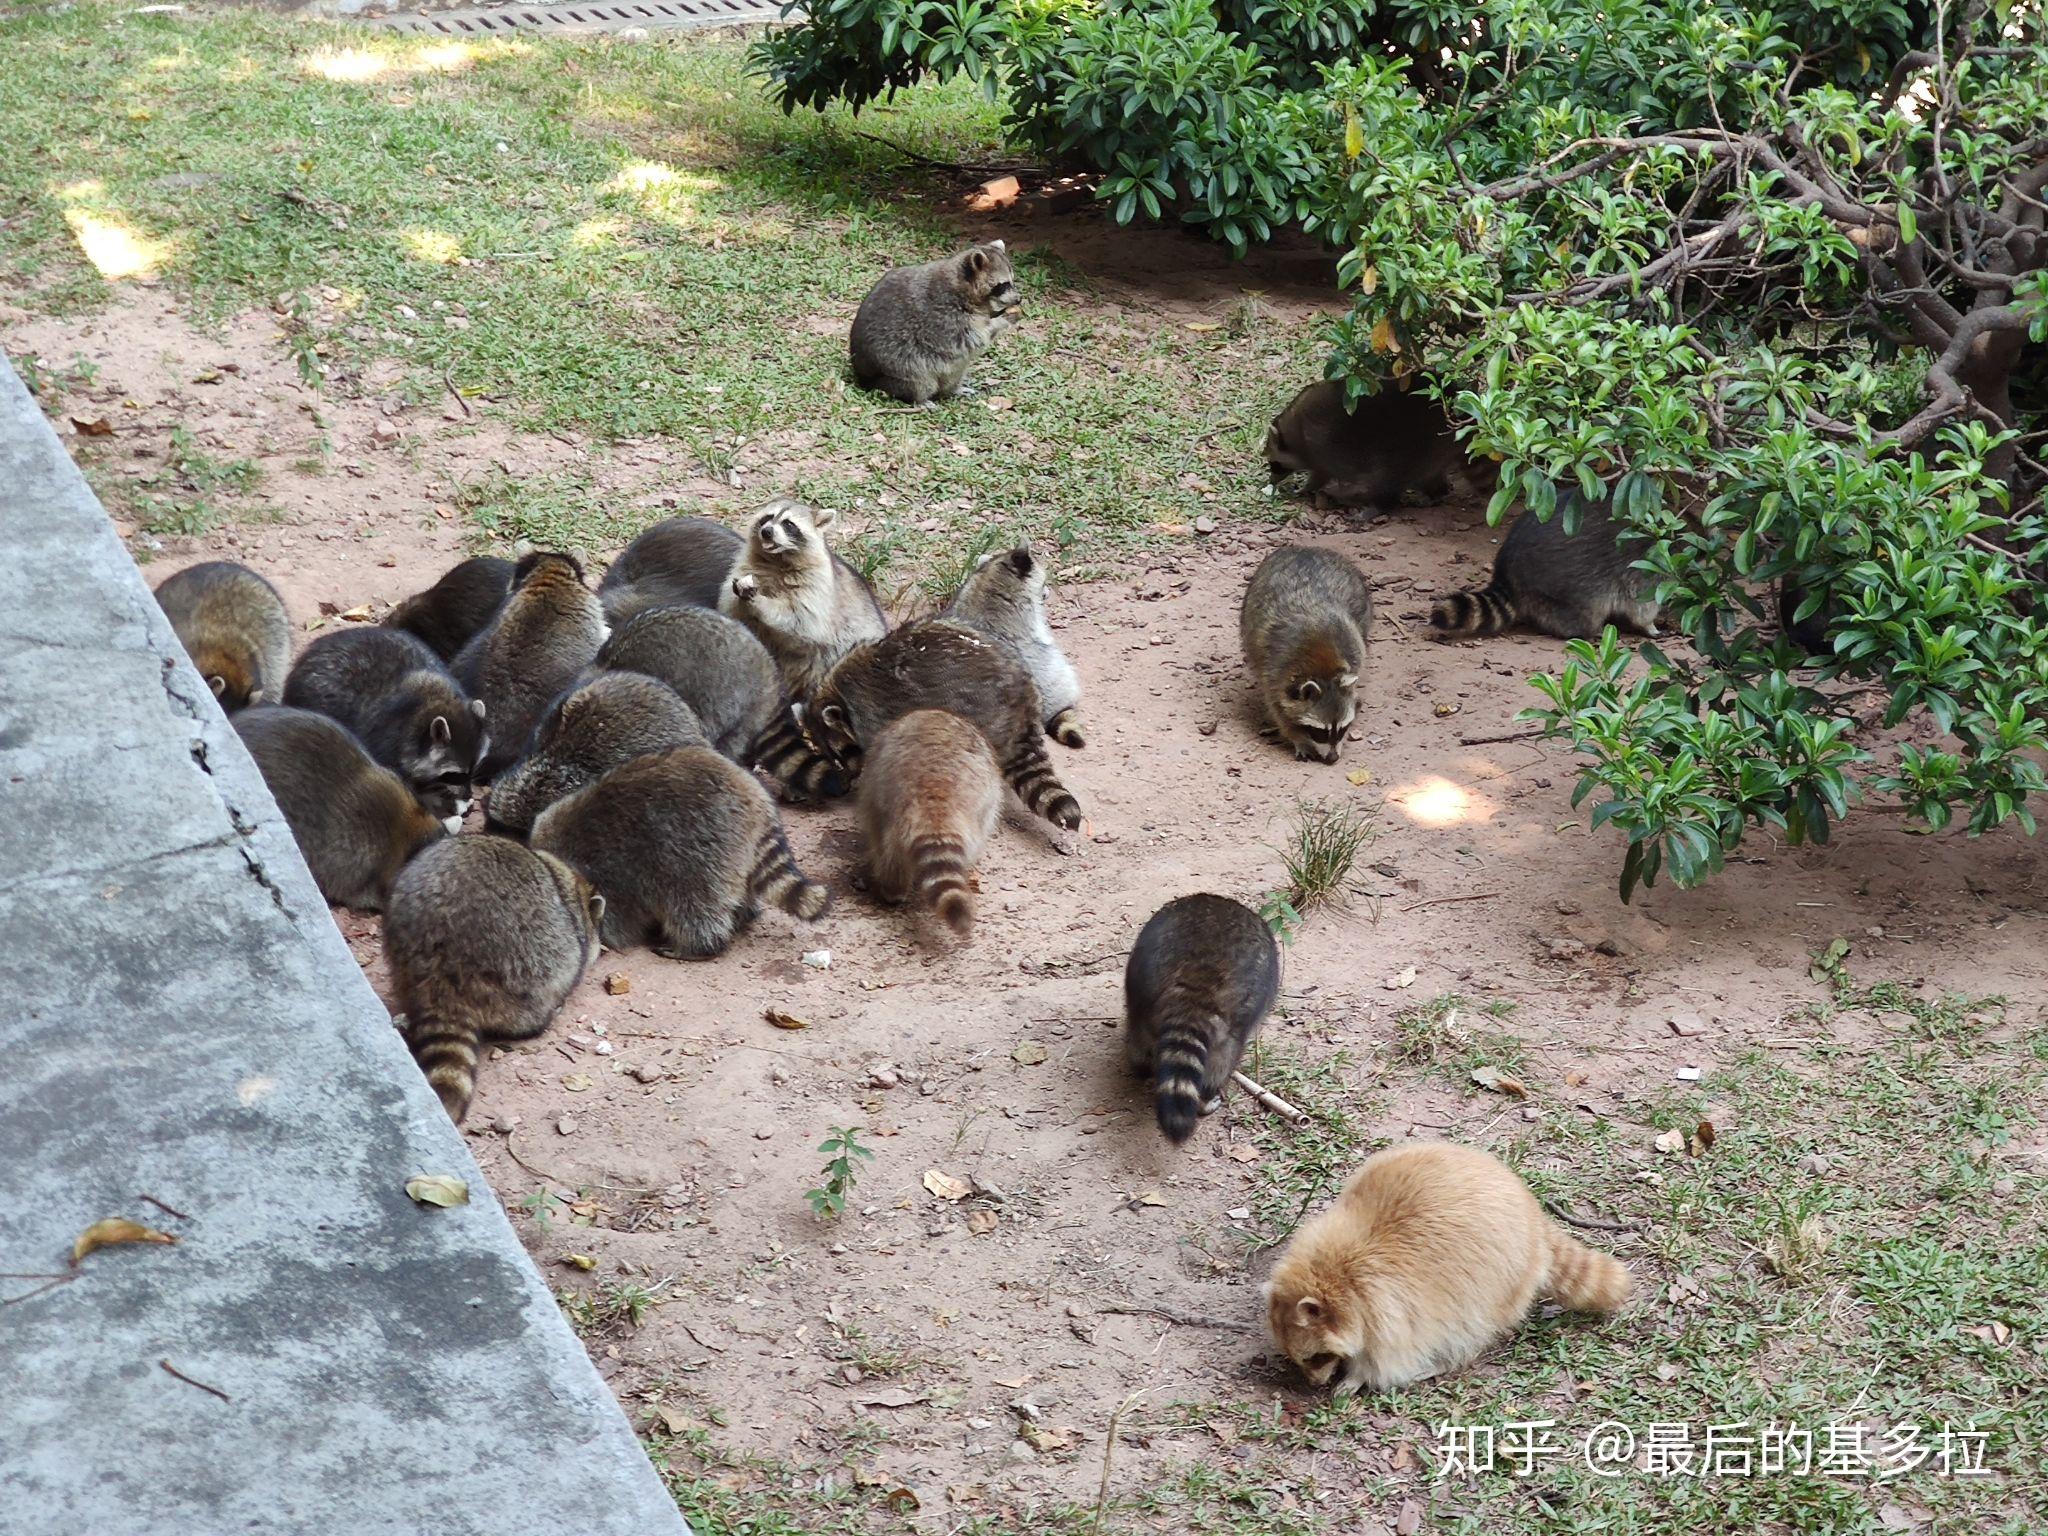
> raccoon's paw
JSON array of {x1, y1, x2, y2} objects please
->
[
  {"x1": 1048, "y1": 710, "x2": 1086, "y2": 750},
  {"x1": 731, "y1": 573, "x2": 759, "y2": 602},
  {"x1": 1199, "y1": 1094, "x2": 1224, "y2": 1117}
]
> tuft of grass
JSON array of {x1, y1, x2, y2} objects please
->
[
  {"x1": 558, "y1": 1278, "x2": 659, "y2": 1337},
  {"x1": 803, "y1": 1124, "x2": 873, "y2": 1222},
  {"x1": 133, "y1": 426, "x2": 263, "y2": 535},
  {"x1": 1275, "y1": 798, "x2": 1374, "y2": 914}
]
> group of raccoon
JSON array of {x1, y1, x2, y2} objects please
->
[{"x1": 141, "y1": 239, "x2": 1634, "y2": 1396}]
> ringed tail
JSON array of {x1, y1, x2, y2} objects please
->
[
  {"x1": 1428, "y1": 580, "x2": 1517, "y2": 638},
  {"x1": 1047, "y1": 708, "x2": 1086, "y2": 749},
  {"x1": 750, "y1": 824, "x2": 830, "y2": 921},
  {"x1": 405, "y1": 1010, "x2": 480, "y2": 1123},
  {"x1": 910, "y1": 834, "x2": 974, "y2": 935},
  {"x1": 1545, "y1": 1229, "x2": 1631, "y2": 1313},
  {"x1": 1003, "y1": 732, "x2": 1083, "y2": 829},
  {"x1": 1151, "y1": 1016, "x2": 1215, "y2": 1145},
  {"x1": 750, "y1": 709, "x2": 849, "y2": 800}
]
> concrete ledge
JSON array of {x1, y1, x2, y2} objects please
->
[{"x1": 0, "y1": 354, "x2": 687, "y2": 1536}]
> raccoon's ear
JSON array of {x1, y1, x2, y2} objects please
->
[
  {"x1": 587, "y1": 893, "x2": 606, "y2": 928},
  {"x1": 811, "y1": 505, "x2": 837, "y2": 530},
  {"x1": 248, "y1": 687, "x2": 269, "y2": 706},
  {"x1": 989, "y1": 238, "x2": 1005, "y2": 251},
  {"x1": 1006, "y1": 548, "x2": 1034, "y2": 578},
  {"x1": 1337, "y1": 673, "x2": 1358, "y2": 690},
  {"x1": 1292, "y1": 679, "x2": 1323, "y2": 702},
  {"x1": 208, "y1": 674, "x2": 228, "y2": 699},
  {"x1": 470, "y1": 698, "x2": 488, "y2": 719},
  {"x1": 963, "y1": 248, "x2": 989, "y2": 279},
  {"x1": 1293, "y1": 1296, "x2": 1325, "y2": 1326},
  {"x1": 819, "y1": 702, "x2": 848, "y2": 734},
  {"x1": 430, "y1": 714, "x2": 452, "y2": 746}
]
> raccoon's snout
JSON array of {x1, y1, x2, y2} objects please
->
[
  {"x1": 989, "y1": 281, "x2": 1020, "y2": 313},
  {"x1": 757, "y1": 517, "x2": 803, "y2": 556}
]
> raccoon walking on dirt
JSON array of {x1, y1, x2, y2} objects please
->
[
  {"x1": 719, "y1": 499, "x2": 887, "y2": 700},
  {"x1": 1428, "y1": 494, "x2": 1659, "y2": 640},
  {"x1": 530, "y1": 746, "x2": 829, "y2": 960},
  {"x1": 944, "y1": 545, "x2": 1085, "y2": 748},
  {"x1": 1240, "y1": 546, "x2": 1373, "y2": 764},
  {"x1": 1123, "y1": 894, "x2": 1281, "y2": 1144},
  {"x1": 849, "y1": 240, "x2": 1021, "y2": 405},
  {"x1": 1265, "y1": 380, "x2": 1488, "y2": 513},
  {"x1": 858, "y1": 709, "x2": 1004, "y2": 938},
  {"x1": 383, "y1": 835, "x2": 604, "y2": 1122},
  {"x1": 486, "y1": 673, "x2": 709, "y2": 835},
  {"x1": 153, "y1": 561, "x2": 292, "y2": 711},
  {"x1": 599, "y1": 516, "x2": 745, "y2": 627},
  {"x1": 384, "y1": 557, "x2": 515, "y2": 662},
  {"x1": 453, "y1": 551, "x2": 609, "y2": 775}
]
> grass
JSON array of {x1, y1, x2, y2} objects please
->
[
  {"x1": 558, "y1": 1277, "x2": 660, "y2": 1338},
  {"x1": 0, "y1": 3, "x2": 1320, "y2": 578}
]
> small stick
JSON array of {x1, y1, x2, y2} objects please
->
[
  {"x1": 1231, "y1": 1071, "x2": 1310, "y2": 1127},
  {"x1": 1457, "y1": 727, "x2": 1549, "y2": 747},
  {"x1": 441, "y1": 368, "x2": 471, "y2": 419},
  {"x1": 1101, "y1": 1305, "x2": 1256, "y2": 1334},
  {"x1": 159, "y1": 1360, "x2": 231, "y2": 1402},
  {"x1": 1095, "y1": 1387, "x2": 1158, "y2": 1527},
  {"x1": 2, "y1": 1276, "x2": 74, "y2": 1306},
  {"x1": 1543, "y1": 1201, "x2": 1641, "y2": 1234},
  {"x1": 1400, "y1": 890, "x2": 1502, "y2": 913},
  {"x1": 138, "y1": 1193, "x2": 191, "y2": 1220}
]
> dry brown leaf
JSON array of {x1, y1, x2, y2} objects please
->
[
  {"x1": 562, "y1": 1073, "x2": 594, "y2": 1092},
  {"x1": 1383, "y1": 966, "x2": 1418, "y2": 990},
  {"x1": 337, "y1": 604, "x2": 375, "y2": 623},
  {"x1": 764, "y1": 1008, "x2": 809, "y2": 1031},
  {"x1": 1021, "y1": 1424, "x2": 1073, "y2": 1452},
  {"x1": 1183, "y1": 322, "x2": 1220, "y2": 333},
  {"x1": 71, "y1": 1218, "x2": 178, "y2": 1265},
  {"x1": 884, "y1": 1488, "x2": 920, "y2": 1514},
  {"x1": 1470, "y1": 1066, "x2": 1528, "y2": 1099},
  {"x1": 923, "y1": 1170, "x2": 971, "y2": 1202},
  {"x1": 1133, "y1": 1190, "x2": 1167, "y2": 1208},
  {"x1": 858, "y1": 1386, "x2": 929, "y2": 1408},
  {"x1": 561, "y1": 1253, "x2": 598, "y2": 1271},
  {"x1": 1653, "y1": 1128, "x2": 1686, "y2": 1155},
  {"x1": 1346, "y1": 767, "x2": 1374, "y2": 786},
  {"x1": 966, "y1": 1209, "x2": 997, "y2": 1236},
  {"x1": 1011, "y1": 1041, "x2": 1048, "y2": 1065},
  {"x1": 404, "y1": 1174, "x2": 470, "y2": 1208},
  {"x1": 71, "y1": 416, "x2": 114, "y2": 437},
  {"x1": 1565, "y1": 1070, "x2": 1589, "y2": 1087},
  {"x1": 1225, "y1": 1143, "x2": 1260, "y2": 1164},
  {"x1": 1688, "y1": 1118, "x2": 1718, "y2": 1156}
]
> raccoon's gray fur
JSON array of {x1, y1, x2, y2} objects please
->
[
  {"x1": 859, "y1": 709, "x2": 1004, "y2": 938},
  {"x1": 385, "y1": 557, "x2": 515, "y2": 662},
  {"x1": 1429, "y1": 494, "x2": 1659, "y2": 640},
  {"x1": 944, "y1": 545, "x2": 1085, "y2": 748},
  {"x1": 1124, "y1": 894, "x2": 1281, "y2": 1145},
  {"x1": 1240, "y1": 546, "x2": 1373, "y2": 764},
  {"x1": 530, "y1": 747, "x2": 829, "y2": 960},
  {"x1": 233, "y1": 706, "x2": 446, "y2": 911},
  {"x1": 599, "y1": 516, "x2": 745, "y2": 627},
  {"x1": 849, "y1": 240, "x2": 1021, "y2": 406},
  {"x1": 453, "y1": 551, "x2": 608, "y2": 776},
  {"x1": 153, "y1": 561, "x2": 292, "y2": 711},
  {"x1": 282, "y1": 627, "x2": 487, "y2": 821},
  {"x1": 1265, "y1": 380, "x2": 1490, "y2": 513},
  {"x1": 595, "y1": 605, "x2": 779, "y2": 761},
  {"x1": 486, "y1": 673, "x2": 709, "y2": 835},
  {"x1": 720, "y1": 499, "x2": 887, "y2": 699},
  {"x1": 801, "y1": 618, "x2": 1083, "y2": 830},
  {"x1": 383, "y1": 835, "x2": 602, "y2": 1123}
]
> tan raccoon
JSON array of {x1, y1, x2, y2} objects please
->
[
  {"x1": 719, "y1": 499, "x2": 888, "y2": 699},
  {"x1": 384, "y1": 556, "x2": 515, "y2": 662},
  {"x1": 943, "y1": 545, "x2": 1085, "y2": 747},
  {"x1": 802, "y1": 619, "x2": 1083, "y2": 831},
  {"x1": 233, "y1": 706, "x2": 445, "y2": 911},
  {"x1": 859, "y1": 710, "x2": 1004, "y2": 937},
  {"x1": 530, "y1": 747, "x2": 829, "y2": 960},
  {"x1": 453, "y1": 551, "x2": 609, "y2": 775},
  {"x1": 383, "y1": 835, "x2": 604, "y2": 1122},
  {"x1": 849, "y1": 240, "x2": 1021, "y2": 405},
  {"x1": 153, "y1": 561, "x2": 292, "y2": 711},
  {"x1": 1240, "y1": 546, "x2": 1373, "y2": 763},
  {"x1": 1265, "y1": 380, "x2": 1489, "y2": 513},
  {"x1": 1430, "y1": 492, "x2": 1660, "y2": 640},
  {"x1": 1267, "y1": 1142, "x2": 1630, "y2": 1396}
]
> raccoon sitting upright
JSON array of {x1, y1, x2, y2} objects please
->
[
  {"x1": 153, "y1": 561, "x2": 292, "y2": 711},
  {"x1": 486, "y1": 673, "x2": 709, "y2": 835},
  {"x1": 383, "y1": 835, "x2": 603, "y2": 1122},
  {"x1": 1124, "y1": 894, "x2": 1281, "y2": 1144},
  {"x1": 595, "y1": 605, "x2": 780, "y2": 761},
  {"x1": 282, "y1": 627, "x2": 486, "y2": 823},
  {"x1": 1265, "y1": 380, "x2": 1487, "y2": 513},
  {"x1": 859, "y1": 709, "x2": 1004, "y2": 938},
  {"x1": 453, "y1": 551, "x2": 608, "y2": 775},
  {"x1": 385, "y1": 556, "x2": 514, "y2": 662},
  {"x1": 530, "y1": 746, "x2": 829, "y2": 960},
  {"x1": 1429, "y1": 494, "x2": 1659, "y2": 640},
  {"x1": 234, "y1": 706, "x2": 445, "y2": 911},
  {"x1": 720, "y1": 499, "x2": 887, "y2": 699},
  {"x1": 944, "y1": 545, "x2": 1085, "y2": 747},
  {"x1": 599, "y1": 516, "x2": 745, "y2": 627},
  {"x1": 800, "y1": 619, "x2": 1083, "y2": 831},
  {"x1": 1240, "y1": 546, "x2": 1373, "y2": 763},
  {"x1": 849, "y1": 240, "x2": 1021, "y2": 405}
]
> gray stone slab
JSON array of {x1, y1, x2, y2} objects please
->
[{"x1": 0, "y1": 353, "x2": 688, "y2": 1536}]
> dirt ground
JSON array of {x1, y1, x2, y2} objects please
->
[{"x1": 11, "y1": 265, "x2": 2046, "y2": 1529}]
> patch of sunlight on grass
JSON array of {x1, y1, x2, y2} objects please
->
[
  {"x1": 414, "y1": 41, "x2": 485, "y2": 73},
  {"x1": 572, "y1": 217, "x2": 629, "y2": 249},
  {"x1": 606, "y1": 162, "x2": 725, "y2": 224},
  {"x1": 302, "y1": 47, "x2": 391, "y2": 83},
  {"x1": 63, "y1": 209, "x2": 169, "y2": 281},
  {"x1": 402, "y1": 228, "x2": 463, "y2": 264}
]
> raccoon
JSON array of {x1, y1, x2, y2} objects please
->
[
  {"x1": 749, "y1": 706, "x2": 852, "y2": 803},
  {"x1": 720, "y1": 499, "x2": 888, "y2": 698},
  {"x1": 233, "y1": 706, "x2": 446, "y2": 911},
  {"x1": 595, "y1": 605, "x2": 780, "y2": 761},
  {"x1": 599, "y1": 516, "x2": 745, "y2": 627},
  {"x1": 1778, "y1": 578, "x2": 1837, "y2": 657},
  {"x1": 384, "y1": 556, "x2": 515, "y2": 662},
  {"x1": 1429, "y1": 494, "x2": 1659, "y2": 640},
  {"x1": 486, "y1": 673, "x2": 709, "y2": 836},
  {"x1": 383, "y1": 835, "x2": 603, "y2": 1122},
  {"x1": 153, "y1": 561, "x2": 292, "y2": 711},
  {"x1": 1123, "y1": 894, "x2": 1281, "y2": 1144},
  {"x1": 453, "y1": 551, "x2": 609, "y2": 776},
  {"x1": 1265, "y1": 380, "x2": 1488, "y2": 513},
  {"x1": 1240, "y1": 546, "x2": 1373, "y2": 763},
  {"x1": 802, "y1": 619, "x2": 1083, "y2": 830},
  {"x1": 282, "y1": 627, "x2": 487, "y2": 823},
  {"x1": 859, "y1": 710, "x2": 1004, "y2": 937},
  {"x1": 944, "y1": 545, "x2": 1085, "y2": 748},
  {"x1": 849, "y1": 240, "x2": 1021, "y2": 405},
  {"x1": 530, "y1": 747, "x2": 829, "y2": 960}
]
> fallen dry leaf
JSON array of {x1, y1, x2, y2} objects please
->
[
  {"x1": 1011, "y1": 1041, "x2": 1048, "y2": 1065},
  {"x1": 404, "y1": 1174, "x2": 470, "y2": 1208},
  {"x1": 923, "y1": 1170, "x2": 972, "y2": 1202},
  {"x1": 764, "y1": 1008, "x2": 809, "y2": 1031},
  {"x1": 1396, "y1": 1500, "x2": 1423, "y2": 1536},
  {"x1": 966, "y1": 1209, "x2": 997, "y2": 1236},
  {"x1": 1183, "y1": 322, "x2": 1220, "y2": 333},
  {"x1": 1653, "y1": 1128, "x2": 1686, "y2": 1155},
  {"x1": 1470, "y1": 1066, "x2": 1528, "y2": 1099},
  {"x1": 71, "y1": 1218, "x2": 178, "y2": 1265},
  {"x1": 1564, "y1": 1070, "x2": 1589, "y2": 1087},
  {"x1": 71, "y1": 415, "x2": 114, "y2": 437},
  {"x1": 858, "y1": 1387, "x2": 929, "y2": 1408},
  {"x1": 337, "y1": 604, "x2": 375, "y2": 623},
  {"x1": 1225, "y1": 1143, "x2": 1260, "y2": 1164},
  {"x1": 1133, "y1": 1190, "x2": 1168, "y2": 1208},
  {"x1": 1689, "y1": 1119, "x2": 1718, "y2": 1155},
  {"x1": 1346, "y1": 767, "x2": 1374, "y2": 786},
  {"x1": 1384, "y1": 966, "x2": 1418, "y2": 990},
  {"x1": 884, "y1": 1488, "x2": 920, "y2": 1514},
  {"x1": 561, "y1": 1253, "x2": 597, "y2": 1271},
  {"x1": 1021, "y1": 1424, "x2": 1073, "y2": 1453},
  {"x1": 562, "y1": 1073, "x2": 594, "y2": 1092}
]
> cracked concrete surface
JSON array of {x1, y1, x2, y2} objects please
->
[{"x1": 0, "y1": 354, "x2": 686, "y2": 1536}]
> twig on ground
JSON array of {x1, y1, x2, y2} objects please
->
[
  {"x1": 159, "y1": 1360, "x2": 231, "y2": 1402},
  {"x1": 1400, "y1": 890, "x2": 1502, "y2": 913},
  {"x1": 1101, "y1": 1305, "x2": 1256, "y2": 1334},
  {"x1": 1096, "y1": 1387, "x2": 1158, "y2": 1528},
  {"x1": 1231, "y1": 1070, "x2": 1310, "y2": 1128},
  {"x1": 441, "y1": 368, "x2": 471, "y2": 419},
  {"x1": 1456, "y1": 727, "x2": 1550, "y2": 747},
  {"x1": 847, "y1": 128, "x2": 1044, "y2": 179},
  {"x1": 1543, "y1": 1200, "x2": 1642, "y2": 1234},
  {"x1": 2, "y1": 1275, "x2": 75, "y2": 1306},
  {"x1": 137, "y1": 1193, "x2": 190, "y2": 1220}
]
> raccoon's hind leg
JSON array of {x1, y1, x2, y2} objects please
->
[
  {"x1": 651, "y1": 910, "x2": 739, "y2": 962},
  {"x1": 1046, "y1": 707, "x2": 1086, "y2": 749},
  {"x1": 1001, "y1": 725, "x2": 1083, "y2": 830},
  {"x1": 750, "y1": 708, "x2": 850, "y2": 801}
]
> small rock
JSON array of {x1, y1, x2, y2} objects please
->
[
  {"x1": 1545, "y1": 937, "x2": 1586, "y2": 962},
  {"x1": 1666, "y1": 1013, "x2": 1707, "y2": 1037},
  {"x1": 605, "y1": 973, "x2": 632, "y2": 996},
  {"x1": 1554, "y1": 899, "x2": 1582, "y2": 915},
  {"x1": 1991, "y1": 1175, "x2": 2017, "y2": 1197},
  {"x1": 868, "y1": 1067, "x2": 899, "y2": 1089},
  {"x1": 1192, "y1": 515, "x2": 1217, "y2": 535},
  {"x1": 556, "y1": 1115, "x2": 577, "y2": 1136},
  {"x1": 615, "y1": 24, "x2": 649, "y2": 39},
  {"x1": 489, "y1": 1116, "x2": 517, "y2": 1135},
  {"x1": 801, "y1": 949, "x2": 832, "y2": 970},
  {"x1": 1197, "y1": 720, "x2": 1218, "y2": 736},
  {"x1": 754, "y1": 1127, "x2": 774, "y2": 1141},
  {"x1": 630, "y1": 1063, "x2": 664, "y2": 1084},
  {"x1": 369, "y1": 418, "x2": 401, "y2": 446},
  {"x1": 1674, "y1": 1066, "x2": 1702, "y2": 1082},
  {"x1": 1007, "y1": 1440, "x2": 1037, "y2": 1463}
]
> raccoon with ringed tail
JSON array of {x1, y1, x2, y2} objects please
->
[
  {"x1": 1265, "y1": 379, "x2": 1490, "y2": 513},
  {"x1": 1240, "y1": 546, "x2": 1373, "y2": 764},
  {"x1": 486, "y1": 672, "x2": 709, "y2": 836},
  {"x1": 453, "y1": 551, "x2": 609, "y2": 776},
  {"x1": 720, "y1": 499, "x2": 887, "y2": 701},
  {"x1": 383, "y1": 834, "x2": 603, "y2": 1123},
  {"x1": 849, "y1": 240, "x2": 1021, "y2": 406},
  {"x1": 858, "y1": 709, "x2": 1004, "y2": 938},
  {"x1": 1123, "y1": 894, "x2": 1280, "y2": 1144},
  {"x1": 384, "y1": 556, "x2": 515, "y2": 662},
  {"x1": 153, "y1": 561, "x2": 292, "y2": 711},
  {"x1": 944, "y1": 545, "x2": 1085, "y2": 748},
  {"x1": 1428, "y1": 493, "x2": 1659, "y2": 641}
]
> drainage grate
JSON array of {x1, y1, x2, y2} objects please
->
[{"x1": 366, "y1": 0, "x2": 795, "y2": 36}]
